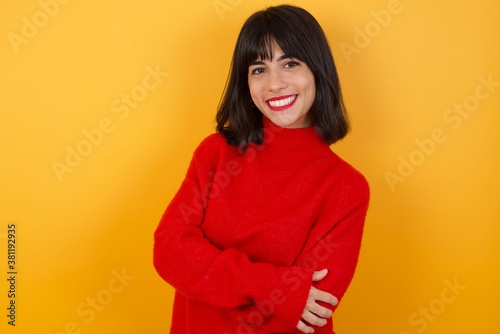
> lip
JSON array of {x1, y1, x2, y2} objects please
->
[{"x1": 266, "y1": 94, "x2": 298, "y2": 112}]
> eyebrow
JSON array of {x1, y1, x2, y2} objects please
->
[{"x1": 249, "y1": 54, "x2": 293, "y2": 66}]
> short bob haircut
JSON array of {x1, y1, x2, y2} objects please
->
[{"x1": 216, "y1": 5, "x2": 349, "y2": 151}]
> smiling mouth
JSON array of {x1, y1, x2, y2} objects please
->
[{"x1": 266, "y1": 95, "x2": 297, "y2": 111}]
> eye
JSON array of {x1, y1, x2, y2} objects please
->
[
  {"x1": 284, "y1": 61, "x2": 300, "y2": 68},
  {"x1": 250, "y1": 67, "x2": 266, "y2": 75}
]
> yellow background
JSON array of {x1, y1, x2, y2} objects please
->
[{"x1": 1, "y1": 0, "x2": 499, "y2": 333}]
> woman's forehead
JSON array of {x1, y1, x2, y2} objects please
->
[{"x1": 252, "y1": 40, "x2": 286, "y2": 62}]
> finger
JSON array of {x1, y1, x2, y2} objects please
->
[
  {"x1": 311, "y1": 269, "x2": 328, "y2": 282},
  {"x1": 310, "y1": 286, "x2": 338, "y2": 306},
  {"x1": 296, "y1": 320, "x2": 314, "y2": 334},
  {"x1": 302, "y1": 306, "x2": 328, "y2": 327},
  {"x1": 304, "y1": 300, "x2": 333, "y2": 319}
]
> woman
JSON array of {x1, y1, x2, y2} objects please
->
[{"x1": 154, "y1": 5, "x2": 369, "y2": 334}]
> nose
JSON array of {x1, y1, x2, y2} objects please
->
[{"x1": 268, "y1": 69, "x2": 287, "y2": 92}]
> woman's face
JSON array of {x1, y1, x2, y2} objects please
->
[{"x1": 248, "y1": 40, "x2": 316, "y2": 129}]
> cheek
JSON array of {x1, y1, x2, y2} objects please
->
[
  {"x1": 296, "y1": 71, "x2": 315, "y2": 91},
  {"x1": 303, "y1": 83, "x2": 316, "y2": 111},
  {"x1": 248, "y1": 81, "x2": 259, "y2": 100},
  {"x1": 249, "y1": 84, "x2": 267, "y2": 108},
  {"x1": 310, "y1": 84, "x2": 316, "y2": 101},
  {"x1": 300, "y1": 76, "x2": 316, "y2": 102},
  {"x1": 307, "y1": 74, "x2": 316, "y2": 100}
]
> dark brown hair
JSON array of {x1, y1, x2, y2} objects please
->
[{"x1": 216, "y1": 5, "x2": 349, "y2": 151}]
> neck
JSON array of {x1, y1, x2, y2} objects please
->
[{"x1": 250, "y1": 116, "x2": 331, "y2": 162}]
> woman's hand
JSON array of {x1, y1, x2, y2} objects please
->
[{"x1": 296, "y1": 269, "x2": 338, "y2": 333}]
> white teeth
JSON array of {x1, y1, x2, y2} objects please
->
[{"x1": 268, "y1": 95, "x2": 296, "y2": 107}]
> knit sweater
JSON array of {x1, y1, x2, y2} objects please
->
[{"x1": 153, "y1": 117, "x2": 370, "y2": 334}]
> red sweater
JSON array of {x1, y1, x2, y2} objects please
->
[{"x1": 154, "y1": 117, "x2": 370, "y2": 334}]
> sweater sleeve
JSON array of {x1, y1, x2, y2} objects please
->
[
  {"x1": 227, "y1": 166, "x2": 370, "y2": 332},
  {"x1": 153, "y1": 136, "x2": 311, "y2": 328},
  {"x1": 296, "y1": 168, "x2": 370, "y2": 313}
]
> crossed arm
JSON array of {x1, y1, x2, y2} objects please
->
[
  {"x1": 297, "y1": 269, "x2": 338, "y2": 333},
  {"x1": 153, "y1": 145, "x2": 369, "y2": 332}
]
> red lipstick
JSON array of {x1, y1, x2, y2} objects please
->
[{"x1": 266, "y1": 94, "x2": 297, "y2": 112}]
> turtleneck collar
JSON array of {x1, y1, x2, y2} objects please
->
[{"x1": 252, "y1": 116, "x2": 332, "y2": 161}]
